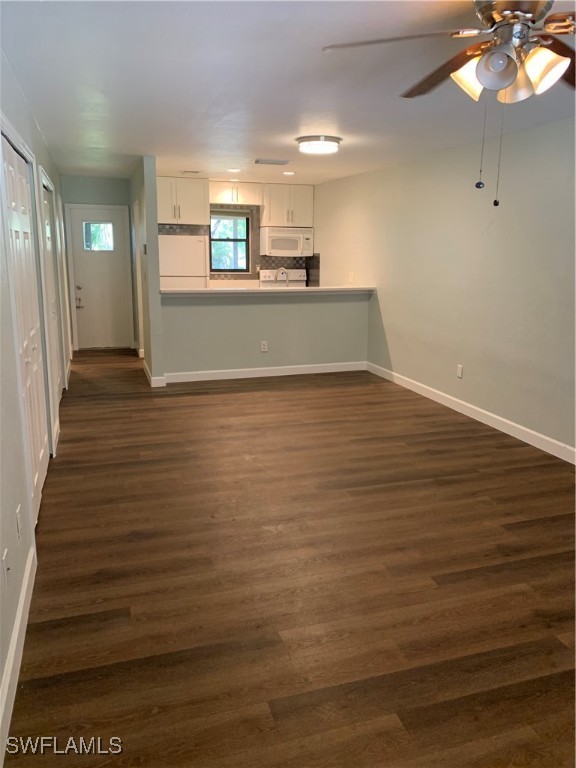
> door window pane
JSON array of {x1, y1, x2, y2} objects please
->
[{"x1": 83, "y1": 222, "x2": 114, "y2": 251}]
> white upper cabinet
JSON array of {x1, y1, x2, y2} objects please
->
[
  {"x1": 157, "y1": 177, "x2": 209, "y2": 224},
  {"x1": 261, "y1": 184, "x2": 314, "y2": 227},
  {"x1": 209, "y1": 181, "x2": 262, "y2": 206}
]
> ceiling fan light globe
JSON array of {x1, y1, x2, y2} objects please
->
[
  {"x1": 476, "y1": 44, "x2": 518, "y2": 90},
  {"x1": 450, "y1": 56, "x2": 484, "y2": 100},
  {"x1": 524, "y1": 47, "x2": 571, "y2": 94},
  {"x1": 488, "y1": 51, "x2": 509, "y2": 72},
  {"x1": 497, "y1": 64, "x2": 535, "y2": 103}
]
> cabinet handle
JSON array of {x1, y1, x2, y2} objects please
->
[
  {"x1": 178, "y1": 205, "x2": 181, "y2": 219},
  {"x1": 173, "y1": 205, "x2": 177, "y2": 220}
]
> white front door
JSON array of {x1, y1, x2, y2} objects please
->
[
  {"x1": 2, "y1": 135, "x2": 49, "y2": 520},
  {"x1": 67, "y1": 205, "x2": 133, "y2": 349}
]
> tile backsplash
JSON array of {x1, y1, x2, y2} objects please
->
[
  {"x1": 258, "y1": 256, "x2": 306, "y2": 270},
  {"x1": 158, "y1": 224, "x2": 209, "y2": 236}
]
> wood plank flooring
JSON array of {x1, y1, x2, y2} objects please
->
[{"x1": 6, "y1": 349, "x2": 575, "y2": 767}]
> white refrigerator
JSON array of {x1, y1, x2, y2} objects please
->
[{"x1": 158, "y1": 235, "x2": 209, "y2": 291}]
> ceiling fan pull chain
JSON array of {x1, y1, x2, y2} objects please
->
[
  {"x1": 475, "y1": 90, "x2": 489, "y2": 189},
  {"x1": 493, "y1": 93, "x2": 507, "y2": 206}
]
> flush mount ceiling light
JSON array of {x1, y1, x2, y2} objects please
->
[
  {"x1": 296, "y1": 135, "x2": 342, "y2": 154},
  {"x1": 226, "y1": 168, "x2": 242, "y2": 173},
  {"x1": 282, "y1": 171, "x2": 296, "y2": 175}
]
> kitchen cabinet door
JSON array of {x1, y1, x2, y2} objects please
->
[
  {"x1": 261, "y1": 184, "x2": 313, "y2": 226},
  {"x1": 209, "y1": 181, "x2": 262, "y2": 206},
  {"x1": 236, "y1": 182, "x2": 262, "y2": 205},
  {"x1": 210, "y1": 181, "x2": 235, "y2": 204},
  {"x1": 176, "y1": 178, "x2": 209, "y2": 224},
  {"x1": 261, "y1": 184, "x2": 291, "y2": 226},
  {"x1": 157, "y1": 177, "x2": 177, "y2": 223},
  {"x1": 289, "y1": 185, "x2": 314, "y2": 226},
  {"x1": 157, "y1": 178, "x2": 209, "y2": 224}
]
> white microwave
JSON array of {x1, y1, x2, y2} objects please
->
[{"x1": 260, "y1": 227, "x2": 313, "y2": 257}]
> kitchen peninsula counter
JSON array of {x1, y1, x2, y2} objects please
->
[
  {"x1": 156, "y1": 286, "x2": 375, "y2": 387},
  {"x1": 160, "y1": 286, "x2": 375, "y2": 296}
]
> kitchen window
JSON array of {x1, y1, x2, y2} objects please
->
[{"x1": 210, "y1": 213, "x2": 249, "y2": 272}]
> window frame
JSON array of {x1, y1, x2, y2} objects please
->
[{"x1": 209, "y1": 211, "x2": 250, "y2": 273}]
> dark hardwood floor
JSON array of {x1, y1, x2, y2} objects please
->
[{"x1": 6, "y1": 349, "x2": 575, "y2": 767}]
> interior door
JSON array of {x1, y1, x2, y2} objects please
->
[
  {"x1": 2, "y1": 134, "x2": 49, "y2": 520},
  {"x1": 68, "y1": 205, "x2": 134, "y2": 349},
  {"x1": 41, "y1": 183, "x2": 65, "y2": 447}
]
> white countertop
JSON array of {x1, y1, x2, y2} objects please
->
[{"x1": 161, "y1": 286, "x2": 376, "y2": 296}]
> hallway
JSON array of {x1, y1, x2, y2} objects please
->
[{"x1": 6, "y1": 350, "x2": 575, "y2": 767}]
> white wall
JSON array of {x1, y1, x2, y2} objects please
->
[{"x1": 315, "y1": 117, "x2": 575, "y2": 450}]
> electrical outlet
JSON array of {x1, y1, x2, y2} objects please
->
[
  {"x1": 348, "y1": 271, "x2": 355, "y2": 284},
  {"x1": 260, "y1": 340, "x2": 268, "y2": 353},
  {"x1": 457, "y1": 364, "x2": 463, "y2": 379}
]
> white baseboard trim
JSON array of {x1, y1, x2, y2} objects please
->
[
  {"x1": 142, "y1": 359, "x2": 166, "y2": 388},
  {"x1": 165, "y1": 361, "x2": 368, "y2": 384},
  {"x1": 0, "y1": 546, "x2": 37, "y2": 756},
  {"x1": 138, "y1": 349, "x2": 145, "y2": 359},
  {"x1": 367, "y1": 363, "x2": 575, "y2": 464}
]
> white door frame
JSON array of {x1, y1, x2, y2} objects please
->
[
  {"x1": 55, "y1": 192, "x2": 73, "y2": 382},
  {"x1": 39, "y1": 168, "x2": 68, "y2": 386},
  {"x1": 36, "y1": 167, "x2": 66, "y2": 456},
  {"x1": 131, "y1": 199, "x2": 145, "y2": 357},
  {"x1": 0, "y1": 111, "x2": 50, "y2": 523},
  {"x1": 64, "y1": 203, "x2": 133, "y2": 351}
]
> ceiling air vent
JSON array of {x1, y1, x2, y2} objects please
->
[
  {"x1": 180, "y1": 170, "x2": 200, "y2": 175},
  {"x1": 254, "y1": 159, "x2": 289, "y2": 166}
]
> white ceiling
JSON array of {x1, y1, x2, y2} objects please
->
[{"x1": 1, "y1": 0, "x2": 574, "y2": 184}]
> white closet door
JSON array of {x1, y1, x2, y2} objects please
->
[{"x1": 2, "y1": 136, "x2": 49, "y2": 521}]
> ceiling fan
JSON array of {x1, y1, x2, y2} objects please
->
[{"x1": 324, "y1": 1, "x2": 575, "y2": 103}]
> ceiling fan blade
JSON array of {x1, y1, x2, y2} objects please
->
[
  {"x1": 545, "y1": 36, "x2": 576, "y2": 88},
  {"x1": 400, "y1": 42, "x2": 491, "y2": 98},
  {"x1": 542, "y1": 12, "x2": 575, "y2": 35},
  {"x1": 322, "y1": 28, "x2": 487, "y2": 52}
]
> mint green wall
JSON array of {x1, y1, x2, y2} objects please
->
[
  {"x1": 61, "y1": 175, "x2": 130, "y2": 206},
  {"x1": 161, "y1": 294, "x2": 370, "y2": 373},
  {"x1": 315, "y1": 118, "x2": 575, "y2": 447}
]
